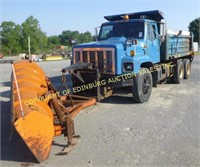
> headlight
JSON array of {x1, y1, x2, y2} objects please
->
[{"x1": 123, "y1": 62, "x2": 134, "y2": 72}]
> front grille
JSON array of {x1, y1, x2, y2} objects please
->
[{"x1": 73, "y1": 48, "x2": 115, "y2": 74}]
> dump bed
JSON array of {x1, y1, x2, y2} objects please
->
[{"x1": 161, "y1": 30, "x2": 193, "y2": 61}]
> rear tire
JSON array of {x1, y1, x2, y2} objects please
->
[
  {"x1": 171, "y1": 60, "x2": 184, "y2": 83},
  {"x1": 132, "y1": 68, "x2": 152, "y2": 103},
  {"x1": 183, "y1": 59, "x2": 191, "y2": 79}
]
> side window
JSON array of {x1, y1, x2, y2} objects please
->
[
  {"x1": 99, "y1": 25, "x2": 113, "y2": 39},
  {"x1": 151, "y1": 24, "x2": 157, "y2": 40},
  {"x1": 147, "y1": 24, "x2": 156, "y2": 40}
]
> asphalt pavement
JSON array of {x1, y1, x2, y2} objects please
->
[{"x1": 0, "y1": 56, "x2": 200, "y2": 167}]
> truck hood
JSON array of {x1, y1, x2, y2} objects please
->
[
  {"x1": 73, "y1": 37, "x2": 145, "y2": 52},
  {"x1": 73, "y1": 37, "x2": 127, "y2": 49}
]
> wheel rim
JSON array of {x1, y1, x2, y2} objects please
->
[
  {"x1": 142, "y1": 76, "x2": 150, "y2": 94},
  {"x1": 179, "y1": 65, "x2": 184, "y2": 79},
  {"x1": 187, "y1": 63, "x2": 191, "y2": 76}
]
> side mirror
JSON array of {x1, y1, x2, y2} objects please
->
[
  {"x1": 159, "y1": 19, "x2": 166, "y2": 42},
  {"x1": 159, "y1": 35, "x2": 165, "y2": 43},
  {"x1": 95, "y1": 26, "x2": 100, "y2": 41}
]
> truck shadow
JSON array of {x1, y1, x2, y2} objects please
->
[
  {"x1": 100, "y1": 87, "x2": 137, "y2": 104},
  {"x1": 100, "y1": 95, "x2": 136, "y2": 104},
  {"x1": 50, "y1": 75, "x2": 137, "y2": 104}
]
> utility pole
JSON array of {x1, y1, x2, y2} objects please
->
[
  {"x1": 28, "y1": 36, "x2": 31, "y2": 55},
  {"x1": 0, "y1": 35, "x2": 2, "y2": 53},
  {"x1": 38, "y1": 24, "x2": 42, "y2": 54},
  {"x1": 0, "y1": 28, "x2": 2, "y2": 53}
]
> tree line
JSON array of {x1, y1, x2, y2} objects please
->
[
  {"x1": 188, "y1": 17, "x2": 199, "y2": 45},
  {"x1": 0, "y1": 16, "x2": 94, "y2": 56},
  {"x1": 0, "y1": 16, "x2": 199, "y2": 56}
]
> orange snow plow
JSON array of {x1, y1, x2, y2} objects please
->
[{"x1": 11, "y1": 60, "x2": 96, "y2": 162}]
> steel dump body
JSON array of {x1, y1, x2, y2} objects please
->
[{"x1": 161, "y1": 30, "x2": 193, "y2": 61}]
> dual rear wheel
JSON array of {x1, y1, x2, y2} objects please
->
[{"x1": 172, "y1": 59, "x2": 191, "y2": 83}]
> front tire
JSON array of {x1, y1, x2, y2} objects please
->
[{"x1": 132, "y1": 68, "x2": 152, "y2": 103}]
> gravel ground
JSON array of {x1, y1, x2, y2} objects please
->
[{"x1": 0, "y1": 56, "x2": 200, "y2": 167}]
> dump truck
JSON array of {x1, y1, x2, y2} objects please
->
[
  {"x1": 71, "y1": 10, "x2": 194, "y2": 102},
  {"x1": 11, "y1": 10, "x2": 194, "y2": 163}
]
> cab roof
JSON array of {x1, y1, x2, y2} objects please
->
[{"x1": 104, "y1": 10, "x2": 164, "y2": 22}]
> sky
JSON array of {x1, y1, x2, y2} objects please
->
[{"x1": 0, "y1": 0, "x2": 199, "y2": 37}]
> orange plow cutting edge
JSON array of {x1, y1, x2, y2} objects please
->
[{"x1": 11, "y1": 60, "x2": 96, "y2": 162}]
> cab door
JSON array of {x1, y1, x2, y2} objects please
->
[{"x1": 146, "y1": 23, "x2": 160, "y2": 63}]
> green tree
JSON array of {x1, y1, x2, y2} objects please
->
[
  {"x1": 59, "y1": 30, "x2": 93, "y2": 47},
  {"x1": 188, "y1": 17, "x2": 200, "y2": 44},
  {"x1": 79, "y1": 31, "x2": 93, "y2": 43},
  {"x1": 0, "y1": 21, "x2": 22, "y2": 55},
  {"x1": 48, "y1": 35, "x2": 60, "y2": 49},
  {"x1": 21, "y1": 16, "x2": 47, "y2": 54},
  {"x1": 59, "y1": 30, "x2": 80, "y2": 47}
]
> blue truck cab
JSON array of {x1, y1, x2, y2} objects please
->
[
  {"x1": 71, "y1": 10, "x2": 194, "y2": 102},
  {"x1": 98, "y1": 13, "x2": 162, "y2": 74}
]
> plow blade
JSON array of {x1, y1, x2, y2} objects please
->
[
  {"x1": 11, "y1": 60, "x2": 54, "y2": 162},
  {"x1": 11, "y1": 60, "x2": 97, "y2": 162},
  {"x1": 14, "y1": 111, "x2": 54, "y2": 162}
]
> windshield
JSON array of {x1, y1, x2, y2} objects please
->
[{"x1": 98, "y1": 22, "x2": 144, "y2": 40}]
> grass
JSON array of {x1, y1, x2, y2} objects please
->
[{"x1": 194, "y1": 51, "x2": 200, "y2": 56}]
